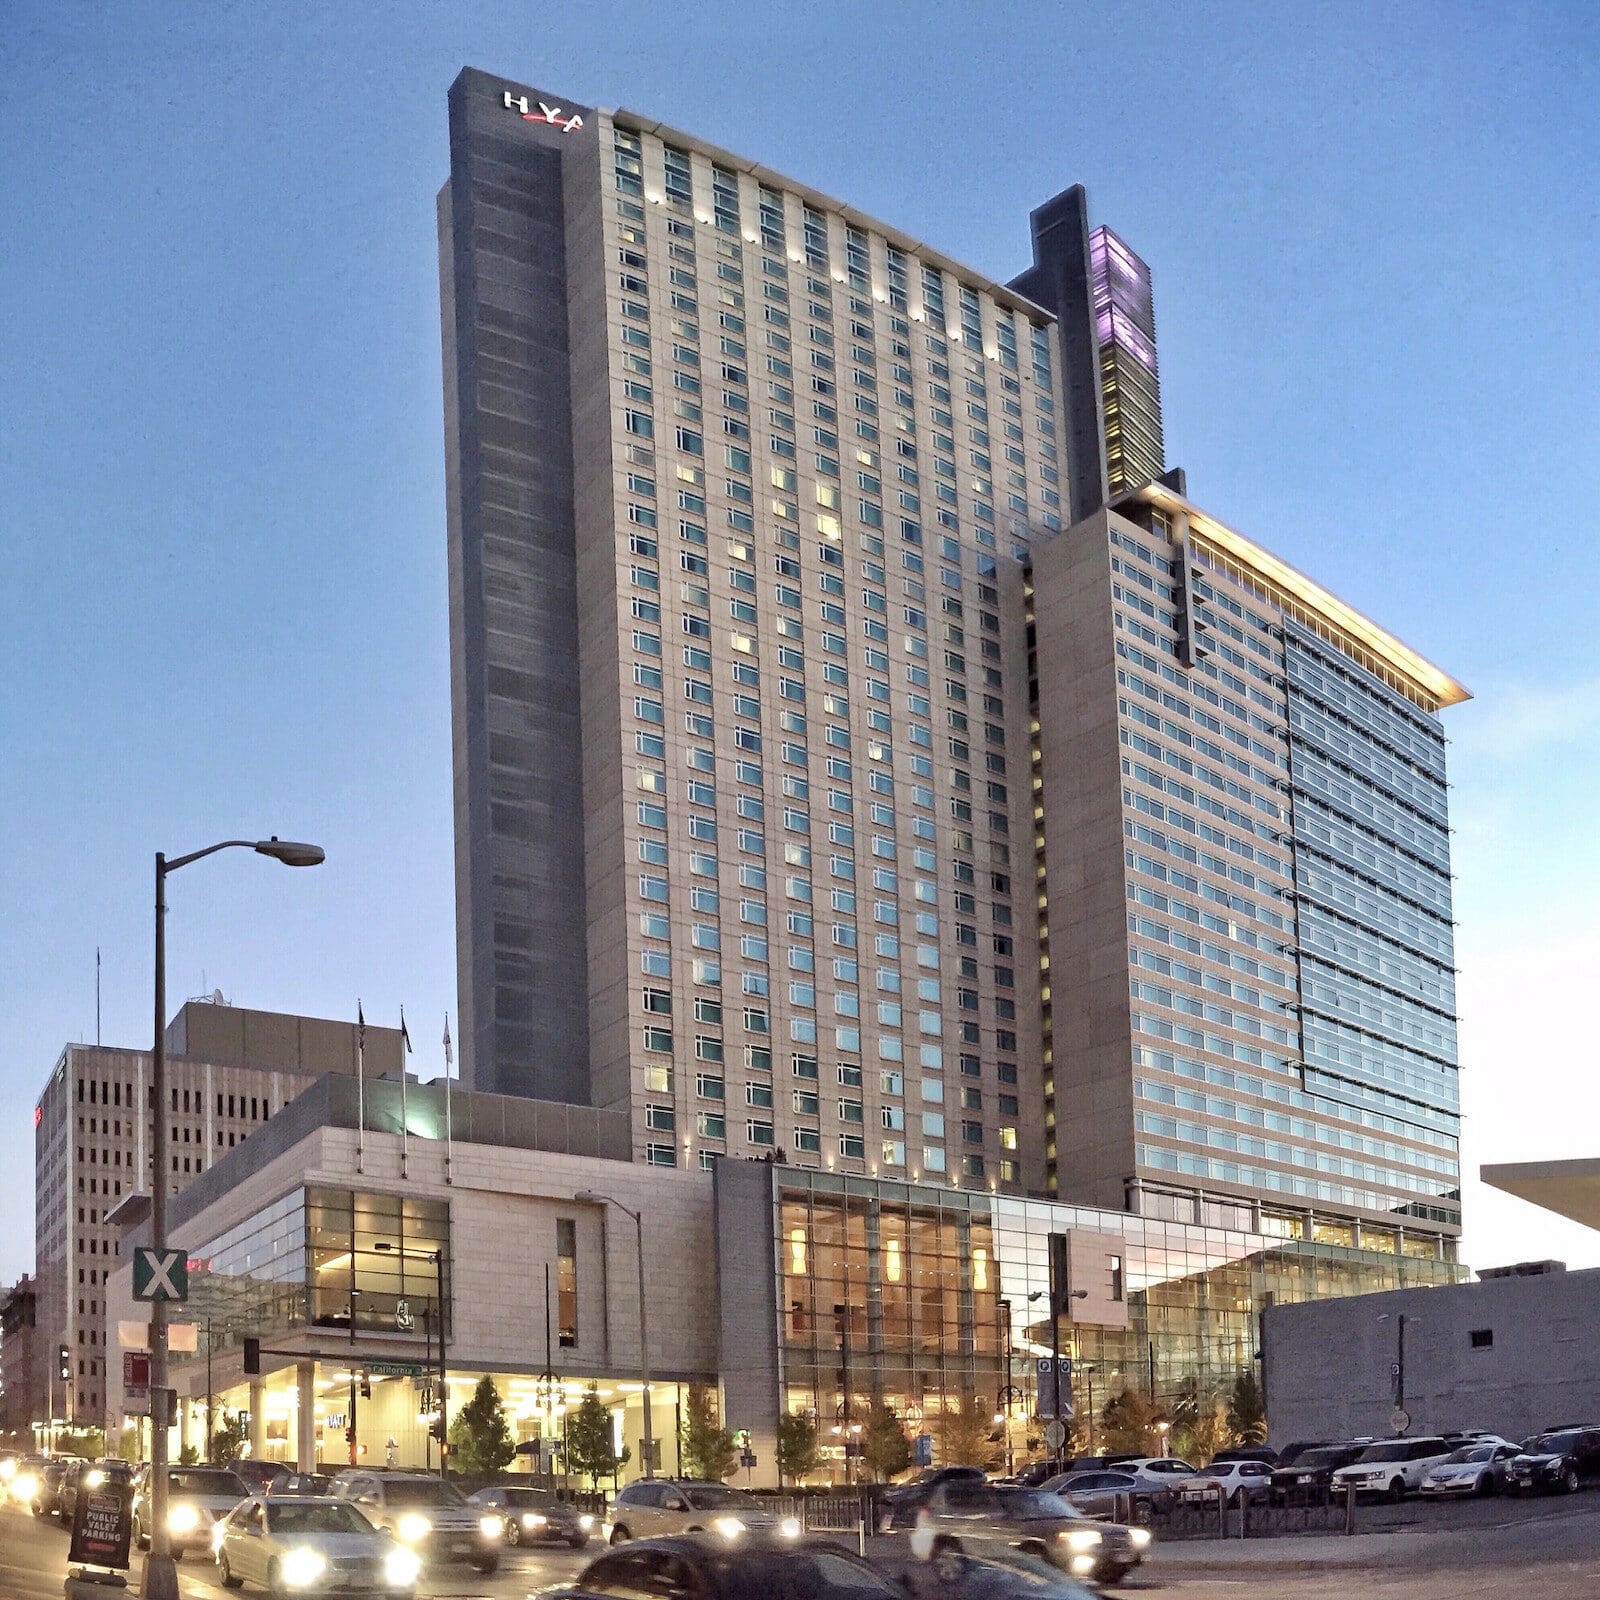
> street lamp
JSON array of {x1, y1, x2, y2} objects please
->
[
  {"x1": 575, "y1": 1191, "x2": 654, "y2": 1479},
  {"x1": 146, "y1": 837, "x2": 323, "y2": 1600},
  {"x1": 1377, "y1": 1313, "x2": 1417, "y2": 1432}
]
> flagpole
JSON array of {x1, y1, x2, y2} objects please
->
[
  {"x1": 443, "y1": 1015, "x2": 454, "y2": 1187},
  {"x1": 356, "y1": 1001, "x2": 366, "y2": 1176},
  {"x1": 399, "y1": 1007, "x2": 413, "y2": 1179}
]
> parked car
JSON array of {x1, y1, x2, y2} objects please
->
[
  {"x1": 214, "y1": 1494, "x2": 421, "y2": 1596},
  {"x1": 1269, "y1": 1443, "x2": 1367, "y2": 1502},
  {"x1": 1206, "y1": 1447, "x2": 1277, "y2": 1468},
  {"x1": 1109, "y1": 1457, "x2": 1202, "y2": 1490},
  {"x1": 1508, "y1": 1428, "x2": 1600, "y2": 1494},
  {"x1": 133, "y1": 1465, "x2": 250, "y2": 1556},
  {"x1": 1330, "y1": 1438, "x2": 1453, "y2": 1501},
  {"x1": 470, "y1": 1484, "x2": 594, "y2": 1547},
  {"x1": 58, "y1": 1460, "x2": 133, "y2": 1526},
  {"x1": 1180, "y1": 1459, "x2": 1275, "y2": 1506},
  {"x1": 331, "y1": 1469, "x2": 501, "y2": 1574},
  {"x1": 606, "y1": 1480, "x2": 800, "y2": 1545},
  {"x1": 550, "y1": 1534, "x2": 940, "y2": 1600},
  {"x1": 1420, "y1": 1442, "x2": 1520, "y2": 1497},
  {"x1": 1039, "y1": 1468, "x2": 1148, "y2": 1520},
  {"x1": 880, "y1": 1479, "x2": 1149, "y2": 1588}
]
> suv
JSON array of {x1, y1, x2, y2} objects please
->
[
  {"x1": 605, "y1": 1480, "x2": 799, "y2": 1545},
  {"x1": 1331, "y1": 1438, "x2": 1453, "y2": 1500},
  {"x1": 1508, "y1": 1428, "x2": 1600, "y2": 1494},
  {"x1": 332, "y1": 1471, "x2": 500, "y2": 1574},
  {"x1": 1270, "y1": 1443, "x2": 1367, "y2": 1502}
]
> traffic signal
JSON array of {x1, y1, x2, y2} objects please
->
[
  {"x1": 243, "y1": 1338, "x2": 261, "y2": 1376},
  {"x1": 359, "y1": 1371, "x2": 372, "y2": 1399},
  {"x1": 58, "y1": 1344, "x2": 71, "y2": 1383},
  {"x1": 429, "y1": 1415, "x2": 446, "y2": 1444}
]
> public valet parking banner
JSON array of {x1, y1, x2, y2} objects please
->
[{"x1": 68, "y1": 1469, "x2": 133, "y2": 1572}]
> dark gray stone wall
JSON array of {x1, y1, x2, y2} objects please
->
[
  {"x1": 441, "y1": 68, "x2": 596, "y2": 1103},
  {"x1": 714, "y1": 1159, "x2": 783, "y2": 1468}
]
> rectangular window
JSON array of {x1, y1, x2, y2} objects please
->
[{"x1": 556, "y1": 1218, "x2": 578, "y2": 1347}]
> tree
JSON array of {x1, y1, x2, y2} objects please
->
[
  {"x1": 1099, "y1": 1388, "x2": 1156, "y2": 1455},
  {"x1": 56, "y1": 1428, "x2": 105, "y2": 1460},
  {"x1": 449, "y1": 1376, "x2": 517, "y2": 1476},
  {"x1": 1170, "y1": 1375, "x2": 1229, "y2": 1465},
  {"x1": 933, "y1": 1393, "x2": 997, "y2": 1470},
  {"x1": 859, "y1": 1402, "x2": 910, "y2": 1482},
  {"x1": 1227, "y1": 1368, "x2": 1268, "y2": 1445},
  {"x1": 680, "y1": 1382, "x2": 738, "y2": 1482},
  {"x1": 210, "y1": 1415, "x2": 247, "y2": 1464},
  {"x1": 566, "y1": 1384, "x2": 628, "y2": 1488},
  {"x1": 776, "y1": 1412, "x2": 819, "y2": 1484}
]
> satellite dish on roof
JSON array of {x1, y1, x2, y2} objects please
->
[{"x1": 211, "y1": 989, "x2": 227, "y2": 1005}]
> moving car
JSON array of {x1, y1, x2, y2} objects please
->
[
  {"x1": 58, "y1": 1460, "x2": 133, "y2": 1526},
  {"x1": 1330, "y1": 1438, "x2": 1453, "y2": 1501},
  {"x1": 881, "y1": 1479, "x2": 1149, "y2": 1587},
  {"x1": 549, "y1": 1534, "x2": 937, "y2": 1600},
  {"x1": 226, "y1": 1460, "x2": 290, "y2": 1496},
  {"x1": 605, "y1": 1480, "x2": 800, "y2": 1544},
  {"x1": 331, "y1": 1470, "x2": 501, "y2": 1574},
  {"x1": 1419, "y1": 1442, "x2": 1520, "y2": 1497},
  {"x1": 269, "y1": 1473, "x2": 335, "y2": 1498},
  {"x1": 469, "y1": 1484, "x2": 594, "y2": 1547},
  {"x1": 870, "y1": 1532, "x2": 1100, "y2": 1600},
  {"x1": 213, "y1": 1494, "x2": 421, "y2": 1596},
  {"x1": 1507, "y1": 1427, "x2": 1600, "y2": 1494},
  {"x1": 30, "y1": 1458, "x2": 76, "y2": 1519},
  {"x1": 1180, "y1": 1459, "x2": 1274, "y2": 1506},
  {"x1": 133, "y1": 1465, "x2": 250, "y2": 1555},
  {"x1": 1269, "y1": 1443, "x2": 1367, "y2": 1502}
]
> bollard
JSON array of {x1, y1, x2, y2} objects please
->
[
  {"x1": 1344, "y1": 1481, "x2": 1356, "y2": 1536},
  {"x1": 1216, "y1": 1485, "x2": 1226, "y2": 1540},
  {"x1": 857, "y1": 1518, "x2": 866, "y2": 1557}
]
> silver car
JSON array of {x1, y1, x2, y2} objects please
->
[
  {"x1": 468, "y1": 1484, "x2": 594, "y2": 1547},
  {"x1": 214, "y1": 1494, "x2": 421, "y2": 1596},
  {"x1": 332, "y1": 1470, "x2": 501, "y2": 1574},
  {"x1": 133, "y1": 1466, "x2": 250, "y2": 1556},
  {"x1": 604, "y1": 1480, "x2": 801, "y2": 1544}
]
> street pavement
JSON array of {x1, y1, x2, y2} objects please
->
[{"x1": 0, "y1": 1501, "x2": 590, "y2": 1599}]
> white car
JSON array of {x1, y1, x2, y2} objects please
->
[
  {"x1": 1182, "y1": 1459, "x2": 1275, "y2": 1505},
  {"x1": 1420, "y1": 1442, "x2": 1519, "y2": 1497},
  {"x1": 1108, "y1": 1457, "x2": 1203, "y2": 1498},
  {"x1": 132, "y1": 1466, "x2": 250, "y2": 1556},
  {"x1": 1331, "y1": 1437, "x2": 1453, "y2": 1500},
  {"x1": 214, "y1": 1494, "x2": 421, "y2": 1596}
]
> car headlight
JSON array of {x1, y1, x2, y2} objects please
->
[
  {"x1": 478, "y1": 1513, "x2": 506, "y2": 1539},
  {"x1": 84, "y1": 1470, "x2": 108, "y2": 1490},
  {"x1": 280, "y1": 1547, "x2": 327, "y2": 1588},
  {"x1": 521, "y1": 1511, "x2": 547, "y2": 1528},
  {"x1": 779, "y1": 1517, "x2": 802, "y2": 1539},
  {"x1": 396, "y1": 1512, "x2": 432, "y2": 1543},
  {"x1": 0, "y1": 1459, "x2": 14, "y2": 1483},
  {"x1": 13, "y1": 1473, "x2": 37, "y2": 1503},
  {"x1": 384, "y1": 1547, "x2": 422, "y2": 1586},
  {"x1": 168, "y1": 1504, "x2": 201, "y2": 1535},
  {"x1": 1129, "y1": 1527, "x2": 1152, "y2": 1549},
  {"x1": 1070, "y1": 1554, "x2": 1096, "y2": 1576},
  {"x1": 712, "y1": 1516, "x2": 747, "y2": 1540},
  {"x1": 579, "y1": 1513, "x2": 595, "y2": 1531}
]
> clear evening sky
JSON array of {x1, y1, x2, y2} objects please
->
[{"x1": 3, "y1": 2, "x2": 1596, "y2": 1283}]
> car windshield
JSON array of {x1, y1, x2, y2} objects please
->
[
  {"x1": 992, "y1": 1489, "x2": 1074, "y2": 1518},
  {"x1": 1353, "y1": 1444, "x2": 1412, "y2": 1463},
  {"x1": 1445, "y1": 1447, "x2": 1494, "y2": 1464},
  {"x1": 268, "y1": 1502, "x2": 374, "y2": 1536},
  {"x1": 167, "y1": 1470, "x2": 246, "y2": 1496},
  {"x1": 504, "y1": 1489, "x2": 558, "y2": 1509},
  {"x1": 383, "y1": 1480, "x2": 467, "y2": 1507},
  {"x1": 1523, "y1": 1434, "x2": 1577, "y2": 1454},
  {"x1": 1293, "y1": 1448, "x2": 1351, "y2": 1469},
  {"x1": 683, "y1": 1485, "x2": 758, "y2": 1510},
  {"x1": 705, "y1": 1548, "x2": 903, "y2": 1599}
]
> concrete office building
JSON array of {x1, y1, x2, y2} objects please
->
[
  {"x1": 0, "y1": 1278, "x2": 38, "y2": 1443},
  {"x1": 1030, "y1": 481, "x2": 1469, "y2": 1255},
  {"x1": 441, "y1": 66, "x2": 1102, "y2": 1188},
  {"x1": 104, "y1": 1077, "x2": 1454, "y2": 1480},
  {"x1": 30, "y1": 1001, "x2": 403, "y2": 1433},
  {"x1": 440, "y1": 67, "x2": 1470, "y2": 1262}
]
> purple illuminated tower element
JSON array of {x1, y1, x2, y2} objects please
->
[{"x1": 1089, "y1": 225, "x2": 1165, "y2": 494}]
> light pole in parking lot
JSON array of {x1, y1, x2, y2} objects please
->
[
  {"x1": 145, "y1": 836, "x2": 324, "y2": 1600},
  {"x1": 1378, "y1": 1312, "x2": 1416, "y2": 1430},
  {"x1": 575, "y1": 1192, "x2": 653, "y2": 1478}
]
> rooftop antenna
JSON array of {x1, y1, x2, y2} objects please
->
[{"x1": 95, "y1": 948, "x2": 101, "y2": 1047}]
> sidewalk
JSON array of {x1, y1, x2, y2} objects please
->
[{"x1": 1150, "y1": 1524, "x2": 1441, "y2": 1573}]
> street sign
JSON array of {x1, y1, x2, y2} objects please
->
[
  {"x1": 365, "y1": 1360, "x2": 423, "y2": 1378},
  {"x1": 1034, "y1": 1355, "x2": 1072, "y2": 1418},
  {"x1": 740, "y1": 1450, "x2": 757, "y2": 1469},
  {"x1": 131, "y1": 1247, "x2": 188, "y2": 1303},
  {"x1": 122, "y1": 1351, "x2": 150, "y2": 1414},
  {"x1": 1043, "y1": 1419, "x2": 1067, "y2": 1451},
  {"x1": 913, "y1": 1432, "x2": 933, "y2": 1467},
  {"x1": 1391, "y1": 1407, "x2": 1411, "y2": 1435}
]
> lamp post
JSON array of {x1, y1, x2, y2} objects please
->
[
  {"x1": 575, "y1": 1192, "x2": 653, "y2": 1478},
  {"x1": 146, "y1": 836, "x2": 323, "y2": 1600},
  {"x1": 1378, "y1": 1312, "x2": 1416, "y2": 1432},
  {"x1": 996, "y1": 1299, "x2": 1018, "y2": 1476}
]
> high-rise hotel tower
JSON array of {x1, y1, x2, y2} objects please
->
[{"x1": 441, "y1": 68, "x2": 1468, "y2": 1256}]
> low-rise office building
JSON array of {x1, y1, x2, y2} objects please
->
[{"x1": 107, "y1": 1076, "x2": 1456, "y2": 1480}]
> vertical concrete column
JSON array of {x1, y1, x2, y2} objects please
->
[
  {"x1": 177, "y1": 1397, "x2": 189, "y2": 1460},
  {"x1": 248, "y1": 1379, "x2": 266, "y2": 1459},
  {"x1": 296, "y1": 1363, "x2": 317, "y2": 1471}
]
